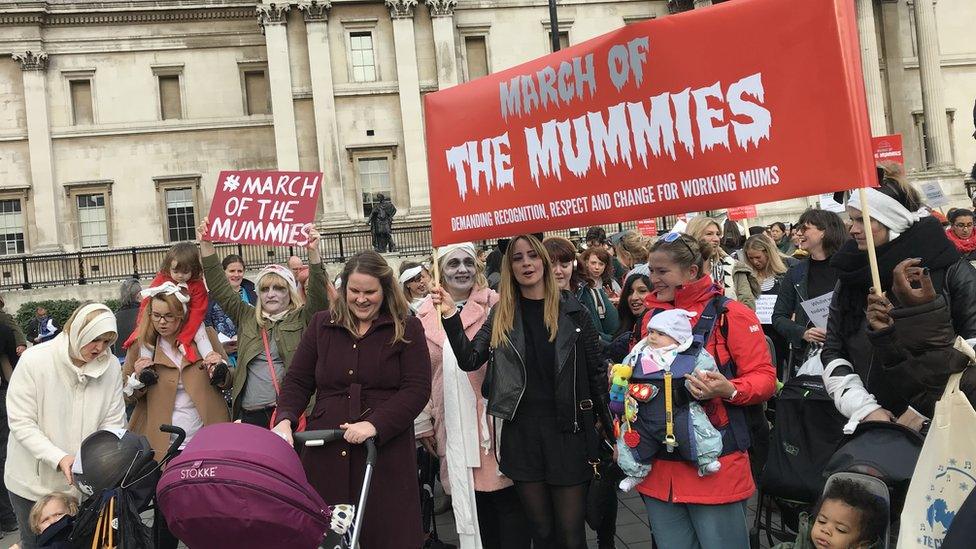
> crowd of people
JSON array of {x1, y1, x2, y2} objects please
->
[{"x1": 1, "y1": 162, "x2": 976, "y2": 548}]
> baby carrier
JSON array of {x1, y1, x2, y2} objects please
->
[{"x1": 628, "y1": 296, "x2": 752, "y2": 464}]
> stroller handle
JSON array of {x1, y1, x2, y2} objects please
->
[
  {"x1": 295, "y1": 429, "x2": 378, "y2": 466},
  {"x1": 159, "y1": 424, "x2": 186, "y2": 462}
]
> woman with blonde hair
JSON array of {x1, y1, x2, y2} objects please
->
[
  {"x1": 686, "y1": 216, "x2": 739, "y2": 299},
  {"x1": 430, "y1": 234, "x2": 613, "y2": 549},
  {"x1": 273, "y1": 250, "x2": 431, "y2": 548},
  {"x1": 733, "y1": 235, "x2": 788, "y2": 310},
  {"x1": 5, "y1": 303, "x2": 124, "y2": 549},
  {"x1": 414, "y1": 242, "x2": 530, "y2": 548},
  {"x1": 614, "y1": 230, "x2": 651, "y2": 275},
  {"x1": 197, "y1": 218, "x2": 330, "y2": 427}
]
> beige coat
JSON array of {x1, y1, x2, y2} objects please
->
[{"x1": 123, "y1": 328, "x2": 230, "y2": 459}]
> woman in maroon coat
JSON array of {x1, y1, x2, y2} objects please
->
[{"x1": 272, "y1": 251, "x2": 432, "y2": 549}]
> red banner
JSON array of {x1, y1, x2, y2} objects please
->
[
  {"x1": 727, "y1": 205, "x2": 758, "y2": 221},
  {"x1": 636, "y1": 218, "x2": 658, "y2": 237},
  {"x1": 871, "y1": 134, "x2": 903, "y2": 166},
  {"x1": 206, "y1": 170, "x2": 323, "y2": 247},
  {"x1": 424, "y1": 0, "x2": 874, "y2": 246}
]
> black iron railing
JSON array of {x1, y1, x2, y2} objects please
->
[{"x1": 0, "y1": 218, "x2": 679, "y2": 291}]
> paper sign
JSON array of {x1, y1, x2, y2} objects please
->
[
  {"x1": 206, "y1": 170, "x2": 323, "y2": 247},
  {"x1": 919, "y1": 181, "x2": 948, "y2": 208},
  {"x1": 871, "y1": 134, "x2": 903, "y2": 166},
  {"x1": 755, "y1": 294, "x2": 777, "y2": 324},
  {"x1": 727, "y1": 205, "x2": 758, "y2": 221},
  {"x1": 819, "y1": 193, "x2": 846, "y2": 214},
  {"x1": 637, "y1": 218, "x2": 658, "y2": 236},
  {"x1": 423, "y1": 0, "x2": 876, "y2": 245},
  {"x1": 800, "y1": 291, "x2": 833, "y2": 330}
]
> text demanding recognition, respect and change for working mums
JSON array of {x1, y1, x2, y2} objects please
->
[{"x1": 441, "y1": 36, "x2": 778, "y2": 232}]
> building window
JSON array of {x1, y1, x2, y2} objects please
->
[
  {"x1": 165, "y1": 187, "x2": 197, "y2": 242},
  {"x1": 349, "y1": 31, "x2": 377, "y2": 82},
  {"x1": 0, "y1": 199, "x2": 25, "y2": 255},
  {"x1": 464, "y1": 36, "x2": 490, "y2": 81},
  {"x1": 76, "y1": 193, "x2": 108, "y2": 249},
  {"x1": 70, "y1": 79, "x2": 94, "y2": 125},
  {"x1": 358, "y1": 157, "x2": 391, "y2": 217},
  {"x1": 158, "y1": 75, "x2": 183, "y2": 120},
  {"x1": 549, "y1": 30, "x2": 570, "y2": 52},
  {"x1": 243, "y1": 70, "x2": 271, "y2": 115},
  {"x1": 912, "y1": 109, "x2": 957, "y2": 169}
]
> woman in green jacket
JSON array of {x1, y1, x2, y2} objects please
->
[{"x1": 197, "y1": 218, "x2": 330, "y2": 425}]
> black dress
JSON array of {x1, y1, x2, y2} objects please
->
[{"x1": 499, "y1": 296, "x2": 590, "y2": 486}]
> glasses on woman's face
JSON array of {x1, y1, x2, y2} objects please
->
[
  {"x1": 151, "y1": 312, "x2": 179, "y2": 323},
  {"x1": 954, "y1": 222, "x2": 974, "y2": 229}
]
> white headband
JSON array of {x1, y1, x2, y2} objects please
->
[
  {"x1": 436, "y1": 243, "x2": 477, "y2": 265},
  {"x1": 141, "y1": 282, "x2": 190, "y2": 312},
  {"x1": 68, "y1": 303, "x2": 117, "y2": 363},
  {"x1": 258, "y1": 264, "x2": 298, "y2": 291},
  {"x1": 399, "y1": 265, "x2": 423, "y2": 284},
  {"x1": 847, "y1": 187, "x2": 919, "y2": 240}
]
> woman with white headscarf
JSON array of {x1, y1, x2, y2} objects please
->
[
  {"x1": 822, "y1": 164, "x2": 976, "y2": 434},
  {"x1": 415, "y1": 243, "x2": 530, "y2": 549},
  {"x1": 399, "y1": 261, "x2": 432, "y2": 314},
  {"x1": 4, "y1": 303, "x2": 124, "y2": 549}
]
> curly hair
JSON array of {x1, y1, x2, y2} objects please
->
[{"x1": 814, "y1": 478, "x2": 888, "y2": 546}]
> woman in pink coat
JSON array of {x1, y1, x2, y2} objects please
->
[{"x1": 415, "y1": 243, "x2": 530, "y2": 549}]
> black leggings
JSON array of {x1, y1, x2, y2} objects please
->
[
  {"x1": 513, "y1": 481, "x2": 588, "y2": 549},
  {"x1": 476, "y1": 486, "x2": 532, "y2": 549}
]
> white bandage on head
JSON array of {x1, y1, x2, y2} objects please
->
[
  {"x1": 257, "y1": 264, "x2": 298, "y2": 291},
  {"x1": 436, "y1": 243, "x2": 477, "y2": 264},
  {"x1": 399, "y1": 265, "x2": 423, "y2": 284},
  {"x1": 847, "y1": 187, "x2": 919, "y2": 240},
  {"x1": 822, "y1": 357, "x2": 881, "y2": 434}
]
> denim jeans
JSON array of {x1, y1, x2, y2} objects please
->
[{"x1": 642, "y1": 495, "x2": 750, "y2": 549}]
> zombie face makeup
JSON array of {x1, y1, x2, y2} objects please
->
[{"x1": 443, "y1": 249, "x2": 476, "y2": 297}]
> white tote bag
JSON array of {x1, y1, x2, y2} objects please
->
[{"x1": 898, "y1": 371, "x2": 976, "y2": 548}]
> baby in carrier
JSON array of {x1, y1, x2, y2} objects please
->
[{"x1": 613, "y1": 308, "x2": 724, "y2": 491}]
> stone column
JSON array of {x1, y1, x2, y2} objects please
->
[
  {"x1": 856, "y1": 0, "x2": 888, "y2": 134},
  {"x1": 386, "y1": 0, "x2": 430, "y2": 214},
  {"x1": 427, "y1": 0, "x2": 459, "y2": 89},
  {"x1": 298, "y1": 0, "x2": 346, "y2": 219},
  {"x1": 258, "y1": 3, "x2": 301, "y2": 171},
  {"x1": 13, "y1": 51, "x2": 61, "y2": 252},
  {"x1": 911, "y1": 0, "x2": 952, "y2": 169}
]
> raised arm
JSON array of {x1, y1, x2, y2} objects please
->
[{"x1": 302, "y1": 227, "x2": 331, "y2": 320}]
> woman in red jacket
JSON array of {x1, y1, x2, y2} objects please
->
[{"x1": 639, "y1": 233, "x2": 776, "y2": 548}]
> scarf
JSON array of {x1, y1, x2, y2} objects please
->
[
  {"x1": 830, "y1": 216, "x2": 959, "y2": 334},
  {"x1": 847, "y1": 187, "x2": 920, "y2": 240},
  {"x1": 68, "y1": 303, "x2": 118, "y2": 364},
  {"x1": 946, "y1": 228, "x2": 976, "y2": 254},
  {"x1": 399, "y1": 265, "x2": 423, "y2": 284}
]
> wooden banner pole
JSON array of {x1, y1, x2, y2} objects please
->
[{"x1": 857, "y1": 187, "x2": 883, "y2": 296}]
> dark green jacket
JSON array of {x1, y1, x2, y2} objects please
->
[
  {"x1": 576, "y1": 285, "x2": 620, "y2": 343},
  {"x1": 202, "y1": 254, "x2": 329, "y2": 417},
  {"x1": 0, "y1": 311, "x2": 26, "y2": 347}
]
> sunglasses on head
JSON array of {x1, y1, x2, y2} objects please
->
[{"x1": 662, "y1": 232, "x2": 697, "y2": 258}]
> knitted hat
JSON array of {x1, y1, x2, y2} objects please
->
[
  {"x1": 646, "y1": 309, "x2": 697, "y2": 346},
  {"x1": 257, "y1": 264, "x2": 298, "y2": 291}
]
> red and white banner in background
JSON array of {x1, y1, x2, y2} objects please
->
[
  {"x1": 205, "y1": 170, "x2": 323, "y2": 247},
  {"x1": 727, "y1": 205, "x2": 758, "y2": 221},
  {"x1": 424, "y1": 0, "x2": 875, "y2": 246},
  {"x1": 636, "y1": 219, "x2": 658, "y2": 237},
  {"x1": 871, "y1": 134, "x2": 904, "y2": 166}
]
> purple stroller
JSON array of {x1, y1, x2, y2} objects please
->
[{"x1": 157, "y1": 423, "x2": 375, "y2": 549}]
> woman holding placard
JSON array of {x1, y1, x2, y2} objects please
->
[
  {"x1": 196, "y1": 218, "x2": 330, "y2": 426},
  {"x1": 822, "y1": 166, "x2": 976, "y2": 434}
]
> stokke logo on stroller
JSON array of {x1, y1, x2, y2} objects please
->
[{"x1": 179, "y1": 465, "x2": 218, "y2": 479}]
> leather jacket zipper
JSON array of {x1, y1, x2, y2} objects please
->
[
  {"x1": 511, "y1": 344, "x2": 528, "y2": 417},
  {"x1": 572, "y1": 347, "x2": 579, "y2": 432}
]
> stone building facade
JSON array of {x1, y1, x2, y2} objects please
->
[{"x1": 0, "y1": 0, "x2": 973, "y2": 254}]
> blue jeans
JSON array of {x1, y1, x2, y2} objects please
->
[{"x1": 642, "y1": 495, "x2": 749, "y2": 549}]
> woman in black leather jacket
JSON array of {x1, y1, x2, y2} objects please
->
[
  {"x1": 822, "y1": 168, "x2": 976, "y2": 434},
  {"x1": 432, "y1": 234, "x2": 613, "y2": 549}
]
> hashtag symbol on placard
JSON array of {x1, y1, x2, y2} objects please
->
[{"x1": 223, "y1": 174, "x2": 241, "y2": 192}]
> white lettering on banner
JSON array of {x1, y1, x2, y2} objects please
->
[
  {"x1": 800, "y1": 291, "x2": 833, "y2": 330},
  {"x1": 240, "y1": 174, "x2": 319, "y2": 198},
  {"x1": 755, "y1": 294, "x2": 777, "y2": 324},
  {"x1": 209, "y1": 217, "x2": 312, "y2": 247}
]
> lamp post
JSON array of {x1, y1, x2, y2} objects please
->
[{"x1": 549, "y1": 0, "x2": 561, "y2": 52}]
